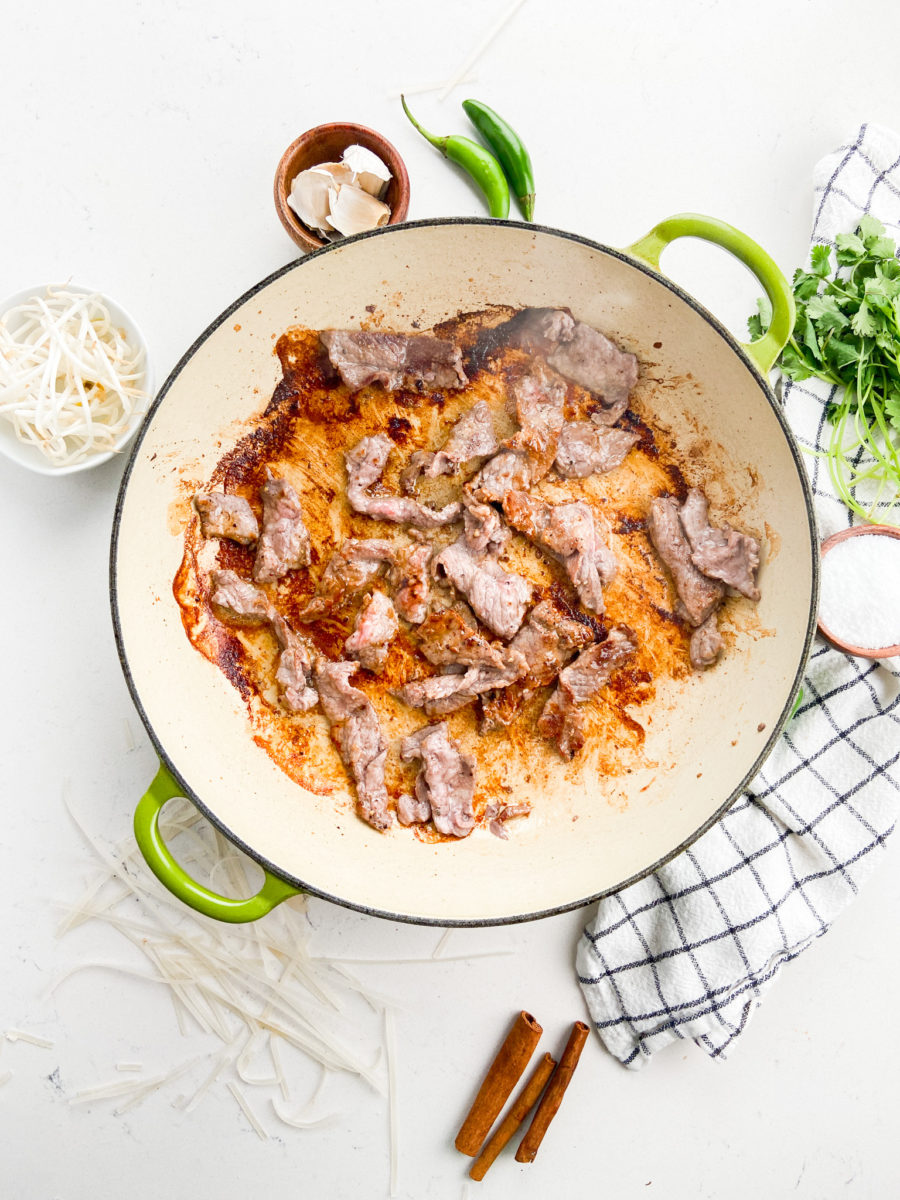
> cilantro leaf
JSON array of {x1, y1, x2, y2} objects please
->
[
  {"x1": 810, "y1": 243, "x2": 832, "y2": 276},
  {"x1": 805, "y1": 294, "x2": 848, "y2": 333},
  {"x1": 858, "y1": 214, "x2": 886, "y2": 243},
  {"x1": 850, "y1": 300, "x2": 877, "y2": 337},
  {"x1": 835, "y1": 231, "x2": 866, "y2": 264},
  {"x1": 885, "y1": 388, "x2": 900, "y2": 434}
]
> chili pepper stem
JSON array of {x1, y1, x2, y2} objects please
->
[
  {"x1": 400, "y1": 95, "x2": 449, "y2": 157},
  {"x1": 521, "y1": 193, "x2": 535, "y2": 222}
]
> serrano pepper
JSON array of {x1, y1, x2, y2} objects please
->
[
  {"x1": 400, "y1": 95, "x2": 510, "y2": 220},
  {"x1": 462, "y1": 98, "x2": 535, "y2": 222}
]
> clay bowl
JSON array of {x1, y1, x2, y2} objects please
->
[
  {"x1": 274, "y1": 123, "x2": 411, "y2": 252},
  {"x1": 817, "y1": 525, "x2": 900, "y2": 658}
]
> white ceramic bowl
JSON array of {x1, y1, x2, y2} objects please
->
[{"x1": 0, "y1": 283, "x2": 153, "y2": 476}]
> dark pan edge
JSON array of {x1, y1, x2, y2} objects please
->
[{"x1": 110, "y1": 216, "x2": 821, "y2": 927}]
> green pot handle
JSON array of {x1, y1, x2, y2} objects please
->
[
  {"x1": 133, "y1": 761, "x2": 303, "y2": 923},
  {"x1": 624, "y1": 213, "x2": 795, "y2": 375}
]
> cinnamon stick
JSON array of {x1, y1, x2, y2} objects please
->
[
  {"x1": 514, "y1": 1021, "x2": 589, "y2": 1163},
  {"x1": 469, "y1": 1052, "x2": 557, "y2": 1181},
  {"x1": 455, "y1": 1010, "x2": 543, "y2": 1156}
]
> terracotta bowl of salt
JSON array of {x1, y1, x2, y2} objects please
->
[{"x1": 817, "y1": 525, "x2": 900, "y2": 658}]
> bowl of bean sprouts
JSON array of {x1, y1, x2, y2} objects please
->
[{"x1": 0, "y1": 283, "x2": 152, "y2": 475}]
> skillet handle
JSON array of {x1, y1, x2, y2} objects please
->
[
  {"x1": 623, "y1": 213, "x2": 795, "y2": 375},
  {"x1": 133, "y1": 761, "x2": 303, "y2": 923}
]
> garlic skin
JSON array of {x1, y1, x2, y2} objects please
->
[
  {"x1": 288, "y1": 146, "x2": 393, "y2": 239},
  {"x1": 341, "y1": 144, "x2": 391, "y2": 198}
]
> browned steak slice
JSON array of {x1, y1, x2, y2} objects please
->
[
  {"x1": 195, "y1": 493, "x2": 259, "y2": 545},
  {"x1": 401, "y1": 401, "x2": 498, "y2": 490},
  {"x1": 346, "y1": 434, "x2": 461, "y2": 529},
  {"x1": 469, "y1": 365, "x2": 567, "y2": 501},
  {"x1": 502, "y1": 307, "x2": 576, "y2": 354},
  {"x1": 253, "y1": 473, "x2": 312, "y2": 583},
  {"x1": 689, "y1": 613, "x2": 725, "y2": 669},
  {"x1": 678, "y1": 488, "x2": 761, "y2": 601},
  {"x1": 647, "y1": 496, "x2": 724, "y2": 627},
  {"x1": 433, "y1": 538, "x2": 533, "y2": 640},
  {"x1": 297, "y1": 538, "x2": 395, "y2": 621},
  {"x1": 461, "y1": 495, "x2": 509, "y2": 555},
  {"x1": 538, "y1": 625, "x2": 637, "y2": 759},
  {"x1": 320, "y1": 329, "x2": 467, "y2": 392},
  {"x1": 389, "y1": 541, "x2": 433, "y2": 624},
  {"x1": 480, "y1": 600, "x2": 592, "y2": 730},
  {"x1": 554, "y1": 421, "x2": 640, "y2": 479},
  {"x1": 502, "y1": 490, "x2": 616, "y2": 615},
  {"x1": 399, "y1": 723, "x2": 476, "y2": 838},
  {"x1": 209, "y1": 570, "x2": 272, "y2": 624},
  {"x1": 395, "y1": 649, "x2": 527, "y2": 718},
  {"x1": 344, "y1": 591, "x2": 399, "y2": 673},
  {"x1": 270, "y1": 614, "x2": 318, "y2": 712},
  {"x1": 547, "y1": 322, "x2": 638, "y2": 424},
  {"x1": 416, "y1": 608, "x2": 506, "y2": 671},
  {"x1": 313, "y1": 659, "x2": 391, "y2": 831}
]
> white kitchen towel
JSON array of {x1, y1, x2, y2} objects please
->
[{"x1": 577, "y1": 122, "x2": 900, "y2": 1069}]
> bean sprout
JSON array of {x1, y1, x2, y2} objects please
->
[{"x1": 0, "y1": 285, "x2": 147, "y2": 466}]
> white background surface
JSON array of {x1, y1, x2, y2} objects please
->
[{"x1": 2, "y1": 2, "x2": 900, "y2": 1196}]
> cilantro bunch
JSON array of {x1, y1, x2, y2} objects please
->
[{"x1": 750, "y1": 216, "x2": 900, "y2": 522}]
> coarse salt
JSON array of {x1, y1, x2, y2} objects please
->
[{"x1": 818, "y1": 533, "x2": 900, "y2": 650}]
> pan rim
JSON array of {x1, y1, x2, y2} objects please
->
[{"x1": 109, "y1": 216, "x2": 821, "y2": 926}]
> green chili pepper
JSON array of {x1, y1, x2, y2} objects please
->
[
  {"x1": 462, "y1": 99, "x2": 535, "y2": 222},
  {"x1": 401, "y1": 95, "x2": 510, "y2": 220}
]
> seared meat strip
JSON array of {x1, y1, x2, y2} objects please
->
[
  {"x1": 431, "y1": 399, "x2": 498, "y2": 472},
  {"x1": 480, "y1": 600, "x2": 592, "y2": 730},
  {"x1": 396, "y1": 648, "x2": 527, "y2": 717},
  {"x1": 397, "y1": 790, "x2": 432, "y2": 827},
  {"x1": 346, "y1": 434, "x2": 462, "y2": 529},
  {"x1": 484, "y1": 802, "x2": 532, "y2": 840},
  {"x1": 344, "y1": 591, "x2": 399, "y2": 673},
  {"x1": 270, "y1": 614, "x2": 318, "y2": 712},
  {"x1": 313, "y1": 659, "x2": 391, "y2": 831},
  {"x1": 434, "y1": 538, "x2": 533, "y2": 640},
  {"x1": 389, "y1": 541, "x2": 432, "y2": 624},
  {"x1": 416, "y1": 608, "x2": 506, "y2": 671},
  {"x1": 320, "y1": 329, "x2": 468, "y2": 393},
  {"x1": 253, "y1": 474, "x2": 312, "y2": 583},
  {"x1": 468, "y1": 448, "x2": 533, "y2": 504},
  {"x1": 298, "y1": 538, "x2": 395, "y2": 621},
  {"x1": 547, "y1": 321, "x2": 638, "y2": 424},
  {"x1": 503, "y1": 307, "x2": 576, "y2": 354},
  {"x1": 538, "y1": 625, "x2": 637, "y2": 759},
  {"x1": 470, "y1": 365, "x2": 567, "y2": 502},
  {"x1": 678, "y1": 488, "x2": 761, "y2": 601},
  {"x1": 461, "y1": 495, "x2": 509, "y2": 555},
  {"x1": 647, "y1": 496, "x2": 724, "y2": 626},
  {"x1": 502, "y1": 490, "x2": 616, "y2": 614},
  {"x1": 209, "y1": 570, "x2": 272, "y2": 624},
  {"x1": 400, "y1": 723, "x2": 476, "y2": 838},
  {"x1": 400, "y1": 401, "x2": 498, "y2": 490},
  {"x1": 690, "y1": 613, "x2": 725, "y2": 669},
  {"x1": 195, "y1": 493, "x2": 259, "y2": 545},
  {"x1": 554, "y1": 421, "x2": 640, "y2": 479}
]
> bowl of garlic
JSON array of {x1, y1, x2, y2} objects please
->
[{"x1": 274, "y1": 123, "x2": 411, "y2": 252}]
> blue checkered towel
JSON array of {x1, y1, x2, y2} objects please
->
[{"x1": 577, "y1": 123, "x2": 900, "y2": 1068}]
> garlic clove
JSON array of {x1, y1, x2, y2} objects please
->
[
  {"x1": 288, "y1": 169, "x2": 335, "y2": 234},
  {"x1": 309, "y1": 161, "x2": 357, "y2": 188},
  {"x1": 327, "y1": 184, "x2": 391, "y2": 236},
  {"x1": 341, "y1": 144, "x2": 392, "y2": 198}
]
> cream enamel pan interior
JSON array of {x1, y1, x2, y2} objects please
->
[{"x1": 112, "y1": 218, "x2": 818, "y2": 925}]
